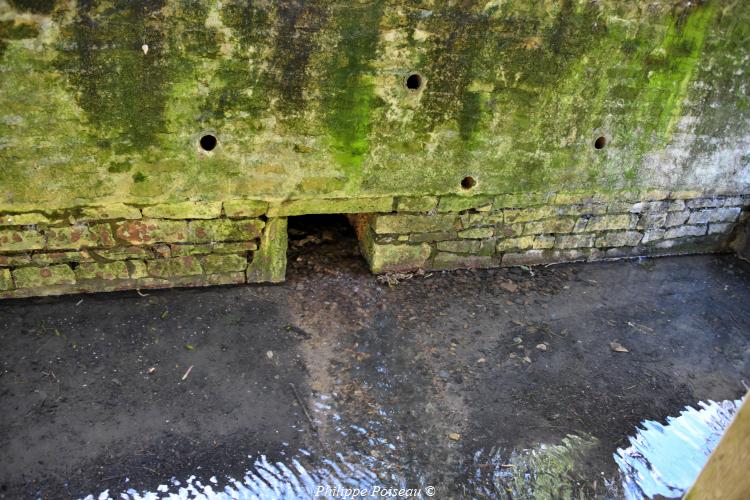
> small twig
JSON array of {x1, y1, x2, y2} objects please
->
[
  {"x1": 181, "y1": 365, "x2": 193, "y2": 380},
  {"x1": 289, "y1": 382, "x2": 317, "y2": 432},
  {"x1": 136, "y1": 289, "x2": 149, "y2": 297}
]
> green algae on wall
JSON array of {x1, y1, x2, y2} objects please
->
[{"x1": 0, "y1": 0, "x2": 748, "y2": 213}]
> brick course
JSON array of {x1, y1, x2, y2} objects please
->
[{"x1": 356, "y1": 192, "x2": 749, "y2": 273}]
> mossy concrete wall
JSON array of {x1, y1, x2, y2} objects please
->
[
  {"x1": 1, "y1": 0, "x2": 749, "y2": 212},
  {"x1": 1, "y1": 1, "x2": 750, "y2": 295}
]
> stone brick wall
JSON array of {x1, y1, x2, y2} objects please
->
[
  {"x1": 2, "y1": 192, "x2": 749, "y2": 298},
  {"x1": 354, "y1": 192, "x2": 750, "y2": 273},
  {"x1": 0, "y1": 201, "x2": 287, "y2": 299}
]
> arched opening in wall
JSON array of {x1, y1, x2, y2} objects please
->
[{"x1": 286, "y1": 214, "x2": 367, "y2": 278}]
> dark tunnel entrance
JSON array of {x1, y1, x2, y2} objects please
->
[{"x1": 286, "y1": 214, "x2": 368, "y2": 276}]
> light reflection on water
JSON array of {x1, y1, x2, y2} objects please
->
[
  {"x1": 82, "y1": 398, "x2": 742, "y2": 500},
  {"x1": 614, "y1": 399, "x2": 742, "y2": 500}
]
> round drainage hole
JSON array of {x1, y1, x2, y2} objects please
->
[
  {"x1": 594, "y1": 136, "x2": 607, "y2": 149},
  {"x1": 461, "y1": 176, "x2": 476, "y2": 190},
  {"x1": 200, "y1": 134, "x2": 217, "y2": 151},
  {"x1": 406, "y1": 73, "x2": 423, "y2": 91}
]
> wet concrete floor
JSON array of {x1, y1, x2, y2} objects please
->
[{"x1": 1, "y1": 219, "x2": 749, "y2": 499}]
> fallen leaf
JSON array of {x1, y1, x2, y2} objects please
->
[
  {"x1": 185, "y1": 343, "x2": 194, "y2": 350},
  {"x1": 610, "y1": 341, "x2": 629, "y2": 353},
  {"x1": 500, "y1": 281, "x2": 519, "y2": 293},
  {"x1": 523, "y1": 356, "x2": 532, "y2": 363},
  {"x1": 448, "y1": 433, "x2": 461, "y2": 441},
  {"x1": 477, "y1": 357, "x2": 486, "y2": 364}
]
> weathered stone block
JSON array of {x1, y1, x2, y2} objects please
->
[
  {"x1": 47, "y1": 224, "x2": 115, "y2": 250},
  {"x1": 0, "y1": 213, "x2": 50, "y2": 226},
  {"x1": 0, "y1": 228, "x2": 45, "y2": 251},
  {"x1": 189, "y1": 219, "x2": 264, "y2": 243},
  {"x1": 504, "y1": 207, "x2": 556, "y2": 224},
  {"x1": 223, "y1": 200, "x2": 268, "y2": 218},
  {"x1": 556, "y1": 234, "x2": 596, "y2": 249},
  {"x1": 495, "y1": 223, "x2": 524, "y2": 238},
  {"x1": 630, "y1": 200, "x2": 685, "y2": 213},
  {"x1": 431, "y1": 252, "x2": 494, "y2": 270},
  {"x1": 551, "y1": 249, "x2": 590, "y2": 262},
  {"x1": 437, "y1": 195, "x2": 493, "y2": 213},
  {"x1": 0, "y1": 268, "x2": 12, "y2": 291},
  {"x1": 585, "y1": 214, "x2": 636, "y2": 232},
  {"x1": 668, "y1": 190, "x2": 701, "y2": 201},
  {"x1": 534, "y1": 235, "x2": 556, "y2": 249},
  {"x1": 0, "y1": 254, "x2": 32, "y2": 267},
  {"x1": 409, "y1": 231, "x2": 456, "y2": 243},
  {"x1": 268, "y1": 197, "x2": 393, "y2": 217},
  {"x1": 32, "y1": 251, "x2": 90, "y2": 265},
  {"x1": 497, "y1": 236, "x2": 535, "y2": 252},
  {"x1": 171, "y1": 241, "x2": 257, "y2": 256},
  {"x1": 437, "y1": 240, "x2": 483, "y2": 254},
  {"x1": 146, "y1": 256, "x2": 203, "y2": 278},
  {"x1": 142, "y1": 201, "x2": 222, "y2": 219},
  {"x1": 501, "y1": 250, "x2": 548, "y2": 266},
  {"x1": 720, "y1": 196, "x2": 749, "y2": 207},
  {"x1": 78, "y1": 203, "x2": 141, "y2": 222},
  {"x1": 665, "y1": 210, "x2": 690, "y2": 227},
  {"x1": 637, "y1": 212, "x2": 667, "y2": 230},
  {"x1": 201, "y1": 254, "x2": 248, "y2": 274},
  {"x1": 688, "y1": 207, "x2": 741, "y2": 224},
  {"x1": 115, "y1": 219, "x2": 189, "y2": 245},
  {"x1": 366, "y1": 243, "x2": 431, "y2": 273},
  {"x1": 686, "y1": 197, "x2": 723, "y2": 209},
  {"x1": 75, "y1": 261, "x2": 129, "y2": 281},
  {"x1": 136, "y1": 272, "x2": 246, "y2": 290},
  {"x1": 396, "y1": 196, "x2": 439, "y2": 212},
  {"x1": 126, "y1": 260, "x2": 149, "y2": 279},
  {"x1": 458, "y1": 227, "x2": 494, "y2": 239},
  {"x1": 572, "y1": 217, "x2": 590, "y2": 233},
  {"x1": 94, "y1": 246, "x2": 151, "y2": 260},
  {"x1": 664, "y1": 225, "x2": 707, "y2": 239},
  {"x1": 642, "y1": 228, "x2": 666, "y2": 244},
  {"x1": 596, "y1": 231, "x2": 643, "y2": 247},
  {"x1": 373, "y1": 214, "x2": 458, "y2": 234},
  {"x1": 169, "y1": 243, "x2": 212, "y2": 256},
  {"x1": 246, "y1": 218, "x2": 288, "y2": 283},
  {"x1": 213, "y1": 242, "x2": 257, "y2": 253},
  {"x1": 461, "y1": 212, "x2": 503, "y2": 227},
  {"x1": 523, "y1": 218, "x2": 576, "y2": 235},
  {"x1": 13, "y1": 265, "x2": 75, "y2": 288}
]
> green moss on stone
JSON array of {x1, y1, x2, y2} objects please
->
[
  {"x1": 201, "y1": 253, "x2": 247, "y2": 274},
  {"x1": 75, "y1": 261, "x2": 129, "y2": 281},
  {"x1": 0, "y1": 268, "x2": 12, "y2": 291},
  {"x1": 246, "y1": 217, "x2": 287, "y2": 283},
  {"x1": 13, "y1": 265, "x2": 75, "y2": 288},
  {"x1": 367, "y1": 243, "x2": 431, "y2": 274}
]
